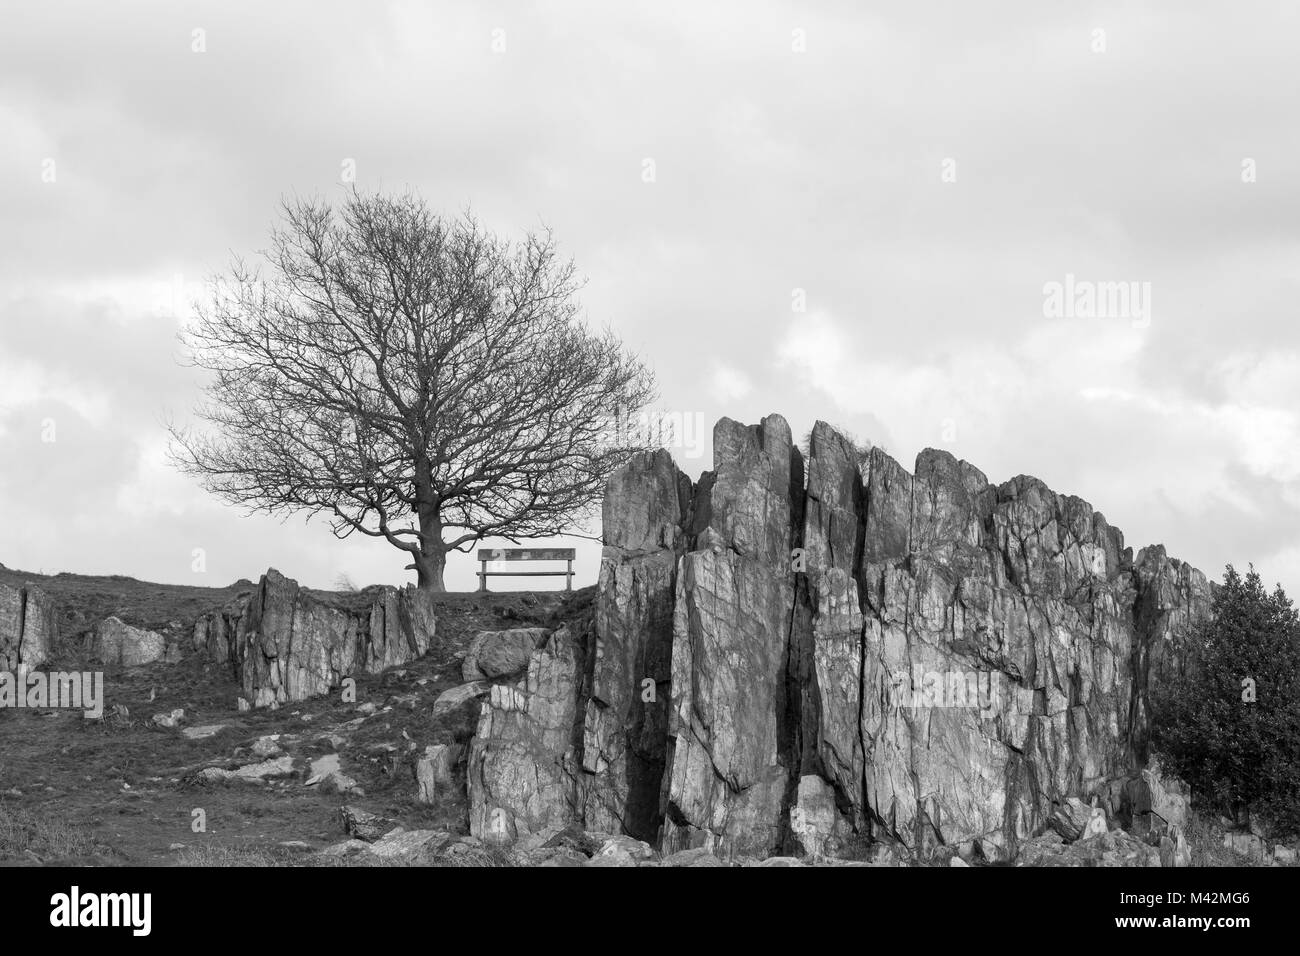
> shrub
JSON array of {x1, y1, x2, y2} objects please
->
[{"x1": 1150, "y1": 565, "x2": 1300, "y2": 837}]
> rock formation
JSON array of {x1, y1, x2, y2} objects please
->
[
  {"x1": 192, "y1": 569, "x2": 436, "y2": 707},
  {"x1": 467, "y1": 415, "x2": 1212, "y2": 862},
  {"x1": 94, "y1": 617, "x2": 168, "y2": 667},
  {"x1": 0, "y1": 581, "x2": 57, "y2": 671}
]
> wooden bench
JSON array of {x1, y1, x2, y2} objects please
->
[{"x1": 477, "y1": 547, "x2": 575, "y2": 592}]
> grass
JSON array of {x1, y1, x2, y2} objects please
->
[
  {"x1": 0, "y1": 801, "x2": 109, "y2": 861},
  {"x1": 1182, "y1": 810, "x2": 1281, "y2": 867}
]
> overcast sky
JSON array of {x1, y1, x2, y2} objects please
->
[{"x1": 2, "y1": 0, "x2": 1299, "y2": 594}]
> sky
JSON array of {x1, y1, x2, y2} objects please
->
[{"x1": 2, "y1": 0, "x2": 1300, "y2": 593}]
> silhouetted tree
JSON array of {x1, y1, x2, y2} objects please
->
[{"x1": 170, "y1": 190, "x2": 656, "y2": 591}]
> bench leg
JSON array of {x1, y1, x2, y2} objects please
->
[
  {"x1": 566, "y1": 559, "x2": 573, "y2": 592},
  {"x1": 478, "y1": 561, "x2": 488, "y2": 593}
]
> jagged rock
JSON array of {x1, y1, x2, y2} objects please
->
[
  {"x1": 305, "y1": 753, "x2": 358, "y2": 792},
  {"x1": 664, "y1": 415, "x2": 798, "y2": 856},
  {"x1": 194, "y1": 755, "x2": 294, "y2": 784},
  {"x1": 151, "y1": 709, "x2": 185, "y2": 729},
  {"x1": 251, "y1": 735, "x2": 284, "y2": 758},
  {"x1": 369, "y1": 829, "x2": 449, "y2": 860},
  {"x1": 233, "y1": 755, "x2": 294, "y2": 780},
  {"x1": 468, "y1": 629, "x2": 584, "y2": 843},
  {"x1": 94, "y1": 617, "x2": 166, "y2": 667},
  {"x1": 586, "y1": 846, "x2": 639, "y2": 867},
  {"x1": 462, "y1": 628, "x2": 551, "y2": 681},
  {"x1": 191, "y1": 569, "x2": 435, "y2": 707},
  {"x1": 1050, "y1": 797, "x2": 1096, "y2": 842},
  {"x1": 1274, "y1": 844, "x2": 1296, "y2": 864},
  {"x1": 855, "y1": 449, "x2": 1209, "y2": 858},
  {"x1": 463, "y1": 414, "x2": 1211, "y2": 862},
  {"x1": 431, "y1": 681, "x2": 491, "y2": 717},
  {"x1": 580, "y1": 449, "x2": 691, "y2": 840},
  {"x1": 790, "y1": 775, "x2": 850, "y2": 858},
  {"x1": 539, "y1": 824, "x2": 602, "y2": 858},
  {"x1": 595, "y1": 835, "x2": 655, "y2": 863},
  {"x1": 1159, "y1": 827, "x2": 1192, "y2": 867},
  {"x1": 340, "y1": 806, "x2": 393, "y2": 842},
  {"x1": 950, "y1": 856, "x2": 971, "y2": 867},
  {"x1": 181, "y1": 724, "x2": 226, "y2": 740},
  {"x1": 1121, "y1": 764, "x2": 1189, "y2": 842},
  {"x1": 414, "y1": 743, "x2": 461, "y2": 803},
  {"x1": 0, "y1": 582, "x2": 56, "y2": 671}
]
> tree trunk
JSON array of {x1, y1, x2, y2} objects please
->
[
  {"x1": 412, "y1": 550, "x2": 446, "y2": 592},
  {"x1": 413, "y1": 495, "x2": 446, "y2": 592}
]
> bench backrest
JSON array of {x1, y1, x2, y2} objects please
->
[{"x1": 477, "y1": 548, "x2": 576, "y2": 562}]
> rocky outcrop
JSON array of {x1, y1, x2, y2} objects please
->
[
  {"x1": 94, "y1": 617, "x2": 166, "y2": 667},
  {"x1": 467, "y1": 415, "x2": 1212, "y2": 861},
  {"x1": 0, "y1": 581, "x2": 57, "y2": 671},
  {"x1": 192, "y1": 569, "x2": 436, "y2": 707},
  {"x1": 467, "y1": 626, "x2": 585, "y2": 844},
  {"x1": 582, "y1": 449, "x2": 692, "y2": 840}
]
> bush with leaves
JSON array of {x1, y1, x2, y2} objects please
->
[{"x1": 1150, "y1": 565, "x2": 1300, "y2": 837}]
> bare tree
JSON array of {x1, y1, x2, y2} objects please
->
[{"x1": 169, "y1": 190, "x2": 656, "y2": 591}]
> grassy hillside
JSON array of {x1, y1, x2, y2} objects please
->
[{"x1": 0, "y1": 561, "x2": 592, "y2": 866}]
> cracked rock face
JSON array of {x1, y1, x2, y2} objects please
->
[
  {"x1": 94, "y1": 617, "x2": 167, "y2": 667},
  {"x1": 192, "y1": 569, "x2": 436, "y2": 707},
  {"x1": 467, "y1": 626, "x2": 583, "y2": 843},
  {"x1": 467, "y1": 415, "x2": 1211, "y2": 861},
  {"x1": 0, "y1": 582, "x2": 56, "y2": 671}
]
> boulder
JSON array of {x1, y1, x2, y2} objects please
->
[
  {"x1": 414, "y1": 743, "x2": 461, "y2": 803},
  {"x1": 790, "y1": 775, "x2": 850, "y2": 859},
  {"x1": 1159, "y1": 827, "x2": 1192, "y2": 867},
  {"x1": 0, "y1": 582, "x2": 57, "y2": 671},
  {"x1": 431, "y1": 681, "x2": 491, "y2": 717},
  {"x1": 369, "y1": 828, "x2": 449, "y2": 860},
  {"x1": 95, "y1": 617, "x2": 167, "y2": 667},
  {"x1": 232, "y1": 755, "x2": 294, "y2": 781},
  {"x1": 340, "y1": 806, "x2": 393, "y2": 843},
  {"x1": 1121, "y1": 765, "x2": 1189, "y2": 842},
  {"x1": 251, "y1": 735, "x2": 284, "y2": 758},
  {"x1": 151, "y1": 709, "x2": 184, "y2": 728},
  {"x1": 181, "y1": 724, "x2": 226, "y2": 740},
  {"x1": 595, "y1": 835, "x2": 655, "y2": 863},
  {"x1": 306, "y1": 753, "x2": 358, "y2": 792},
  {"x1": 461, "y1": 628, "x2": 551, "y2": 681}
]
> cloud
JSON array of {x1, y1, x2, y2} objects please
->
[{"x1": 2, "y1": 0, "x2": 1300, "y2": 596}]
